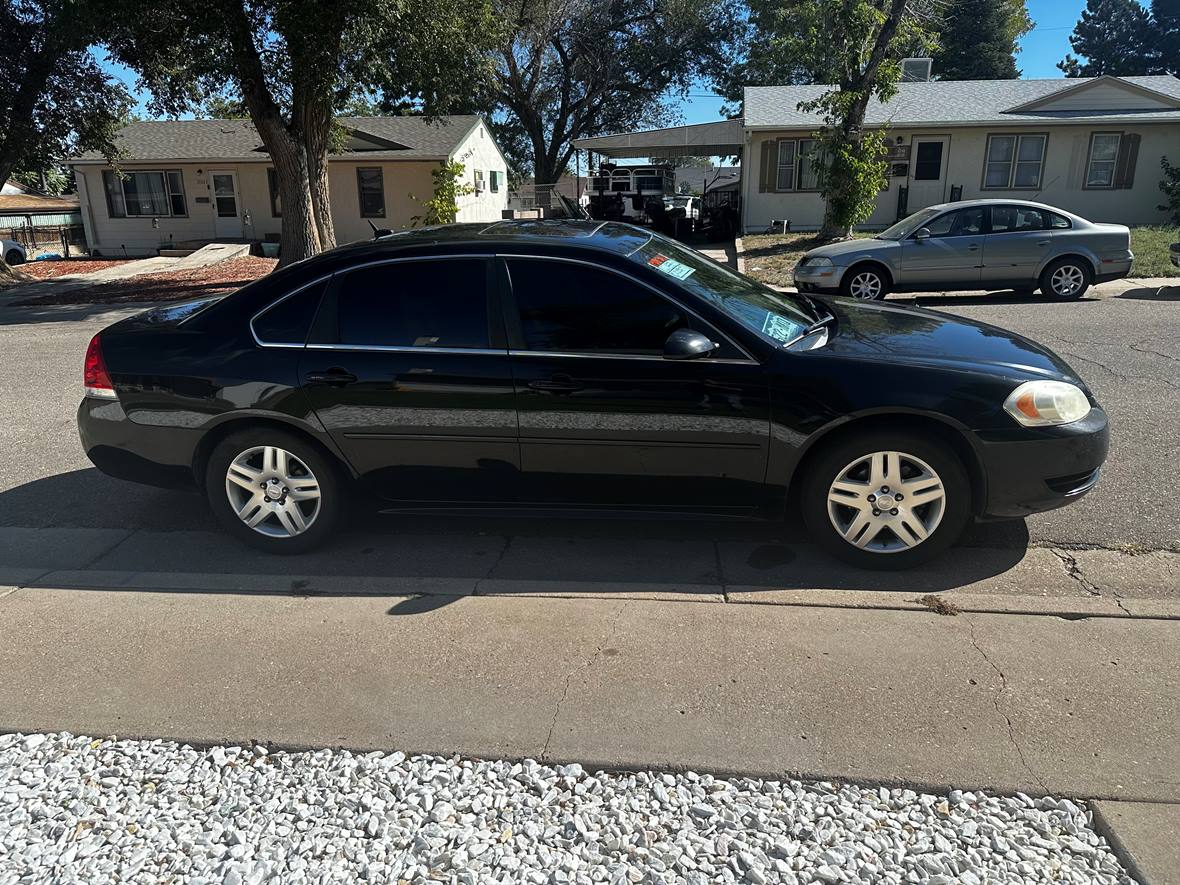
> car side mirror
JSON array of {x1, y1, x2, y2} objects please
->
[
  {"x1": 664, "y1": 328, "x2": 717, "y2": 360},
  {"x1": 913, "y1": 227, "x2": 931, "y2": 241}
]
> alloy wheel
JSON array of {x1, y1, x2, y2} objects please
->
[
  {"x1": 848, "y1": 271, "x2": 883, "y2": 300},
  {"x1": 224, "y1": 445, "x2": 321, "y2": 538},
  {"x1": 826, "y1": 450, "x2": 946, "y2": 553},
  {"x1": 1050, "y1": 264, "x2": 1085, "y2": 297}
]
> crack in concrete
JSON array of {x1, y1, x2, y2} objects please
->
[
  {"x1": 1040, "y1": 335, "x2": 1179, "y2": 390},
  {"x1": 1030, "y1": 539, "x2": 1179, "y2": 555},
  {"x1": 1130, "y1": 341, "x2": 1180, "y2": 364},
  {"x1": 965, "y1": 618, "x2": 1049, "y2": 795},
  {"x1": 540, "y1": 599, "x2": 631, "y2": 762},
  {"x1": 1050, "y1": 547, "x2": 1133, "y2": 616},
  {"x1": 472, "y1": 536, "x2": 513, "y2": 595}
]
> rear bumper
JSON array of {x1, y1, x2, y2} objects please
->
[
  {"x1": 1094, "y1": 255, "x2": 1133, "y2": 284},
  {"x1": 78, "y1": 397, "x2": 198, "y2": 488},
  {"x1": 972, "y1": 406, "x2": 1109, "y2": 519}
]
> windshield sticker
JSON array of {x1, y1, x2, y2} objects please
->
[
  {"x1": 648, "y1": 254, "x2": 696, "y2": 281},
  {"x1": 761, "y1": 312, "x2": 797, "y2": 343}
]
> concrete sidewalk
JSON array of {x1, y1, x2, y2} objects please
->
[{"x1": 0, "y1": 585, "x2": 1176, "y2": 805}]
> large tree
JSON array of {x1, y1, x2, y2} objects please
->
[
  {"x1": 933, "y1": 0, "x2": 1031, "y2": 80},
  {"x1": 105, "y1": 0, "x2": 497, "y2": 265},
  {"x1": 0, "y1": 0, "x2": 130, "y2": 280},
  {"x1": 490, "y1": 0, "x2": 741, "y2": 184},
  {"x1": 1059, "y1": 0, "x2": 1157, "y2": 76},
  {"x1": 1153, "y1": 0, "x2": 1180, "y2": 73}
]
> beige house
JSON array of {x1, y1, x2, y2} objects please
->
[
  {"x1": 69, "y1": 115, "x2": 509, "y2": 256},
  {"x1": 742, "y1": 75, "x2": 1180, "y2": 232}
]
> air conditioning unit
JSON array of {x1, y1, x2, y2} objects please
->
[{"x1": 901, "y1": 58, "x2": 933, "y2": 82}]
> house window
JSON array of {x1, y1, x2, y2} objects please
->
[
  {"x1": 474, "y1": 169, "x2": 485, "y2": 193},
  {"x1": 267, "y1": 168, "x2": 282, "y2": 217},
  {"x1": 796, "y1": 139, "x2": 821, "y2": 190},
  {"x1": 356, "y1": 167, "x2": 385, "y2": 218},
  {"x1": 1085, "y1": 133, "x2": 1122, "y2": 188},
  {"x1": 770, "y1": 138, "x2": 822, "y2": 192},
  {"x1": 775, "y1": 140, "x2": 797, "y2": 191},
  {"x1": 983, "y1": 134, "x2": 1046, "y2": 189},
  {"x1": 102, "y1": 170, "x2": 187, "y2": 217},
  {"x1": 489, "y1": 170, "x2": 501, "y2": 193}
]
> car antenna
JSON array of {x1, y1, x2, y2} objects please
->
[{"x1": 368, "y1": 220, "x2": 393, "y2": 239}]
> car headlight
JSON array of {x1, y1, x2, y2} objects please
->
[
  {"x1": 800, "y1": 256, "x2": 834, "y2": 269},
  {"x1": 1003, "y1": 380, "x2": 1091, "y2": 427}
]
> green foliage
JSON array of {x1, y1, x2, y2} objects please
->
[
  {"x1": 9, "y1": 166, "x2": 72, "y2": 195},
  {"x1": 0, "y1": 1, "x2": 131, "y2": 189},
  {"x1": 1058, "y1": 0, "x2": 1159, "y2": 76},
  {"x1": 933, "y1": 0, "x2": 1029, "y2": 80},
  {"x1": 1159, "y1": 156, "x2": 1180, "y2": 225},
  {"x1": 491, "y1": 0, "x2": 741, "y2": 182},
  {"x1": 812, "y1": 129, "x2": 890, "y2": 233},
  {"x1": 411, "y1": 159, "x2": 475, "y2": 226}
]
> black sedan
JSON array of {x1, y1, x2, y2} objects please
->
[{"x1": 78, "y1": 221, "x2": 1109, "y2": 569}]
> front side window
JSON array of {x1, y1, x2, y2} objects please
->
[
  {"x1": 102, "y1": 170, "x2": 187, "y2": 218},
  {"x1": 356, "y1": 167, "x2": 385, "y2": 218},
  {"x1": 921, "y1": 207, "x2": 984, "y2": 238},
  {"x1": 989, "y1": 205, "x2": 1045, "y2": 234},
  {"x1": 334, "y1": 259, "x2": 489, "y2": 348},
  {"x1": 1086, "y1": 133, "x2": 1121, "y2": 188},
  {"x1": 507, "y1": 259, "x2": 687, "y2": 355},
  {"x1": 984, "y1": 134, "x2": 1046, "y2": 189}
]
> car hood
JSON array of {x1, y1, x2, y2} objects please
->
[
  {"x1": 803, "y1": 237, "x2": 897, "y2": 260},
  {"x1": 818, "y1": 297, "x2": 1082, "y2": 383}
]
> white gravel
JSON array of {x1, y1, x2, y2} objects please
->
[{"x1": 1, "y1": 732, "x2": 1131, "y2": 884}]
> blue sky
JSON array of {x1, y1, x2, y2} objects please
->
[{"x1": 102, "y1": 0, "x2": 1088, "y2": 122}]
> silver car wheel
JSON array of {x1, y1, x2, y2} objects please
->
[
  {"x1": 225, "y1": 445, "x2": 321, "y2": 538},
  {"x1": 1050, "y1": 264, "x2": 1085, "y2": 296},
  {"x1": 827, "y1": 450, "x2": 946, "y2": 553},
  {"x1": 848, "y1": 271, "x2": 883, "y2": 300}
]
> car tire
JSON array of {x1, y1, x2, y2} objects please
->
[
  {"x1": 1040, "y1": 257, "x2": 1091, "y2": 301},
  {"x1": 840, "y1": 265, "x2": 889, "y2": 301},
  {"x1": 205, "y1": 428, "x2": 342, "y2": 554},
  {"x1": 4, "y1": 249, "x2": 24, "y2": 266},
  {"x1": 801, "y1": 430, "x2": 971, "y2": 570}
]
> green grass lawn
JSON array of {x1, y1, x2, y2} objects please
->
[{"x1": 740, "y1": 226, "x2": 1178, "y2": 288}]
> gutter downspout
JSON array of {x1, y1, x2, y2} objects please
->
[{"x1": 73, "y1": 165, "x2": 98, "y2": 256}]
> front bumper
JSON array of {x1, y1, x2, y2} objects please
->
[
  {"x1": 793, "y1": 263, "x2": 844, "y2": 292},
  {"x1": 78, "y1": 397, "x2": 199, "y2": 488},
  {"x1": 972, "y1": 406, "x2": 1109, "y2": 519}
]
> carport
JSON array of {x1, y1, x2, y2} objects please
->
[{"x1": 572, "y1": 118, "x2": 745, "y2": 160}]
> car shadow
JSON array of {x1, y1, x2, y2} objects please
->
[
  {"x1": 899, "y1": 290, "x2": 1099, "y2": 308},
  {"x1": 0, "y1": 468, "x2": 1031, "y2": 616},
  {"x1": 1115, "y1": 284, "x2": 1180, "y2": 301}
]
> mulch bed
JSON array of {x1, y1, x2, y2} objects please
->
[
  {"x1": 16, "y1": 259, "x2": 135, "y2": 280},
  {"x1": 15, "y1": 256, "x2": 278, "y2": 306}
]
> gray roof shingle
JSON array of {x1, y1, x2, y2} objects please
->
[
  {"x1": 744, "y1": 76, "x2": 1180, "y2": 129},
  {"x1": 74, "y1": 115, "x2": 483, "y2": 162}
]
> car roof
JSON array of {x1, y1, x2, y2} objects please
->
[
  {"x1": 925, "y1": 198, "x2": 1080, "y2": 216},
  {"x1": 319, "y1": 219, "x2": 654, "y2": 263}
]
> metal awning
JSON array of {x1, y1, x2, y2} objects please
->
[{"x1": 572, "y1": 119, "x2": 744, "y2": 159}]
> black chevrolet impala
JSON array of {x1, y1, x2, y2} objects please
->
[{"x1": 78, "y1": 221, "x2": 1109, "y2": 568}]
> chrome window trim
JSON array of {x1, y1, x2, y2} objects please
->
[
  {"x1": 508, "y1": 349, "x2": 758, "y2": 365},
  {"x1": 250, "y1": 274, "x2": 335, "y2": 348},
  {"x1": 306, "y1": 343, "x2": 506, "y2": 356},
  {"x1": 498, "y1": 253, "x2": 760, "y2": 364}
]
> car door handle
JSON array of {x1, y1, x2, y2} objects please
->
[
  {"x1": 967, "y1": 244, "x2": 979, "y2": 251},
  {"x1": 1037, "y1": 240, "x2": 1051, "y2": 246},
  {"x1": 528, "y1": 375, "x2": 582, "y2": 394},
  {"x1": 305, "y1": 369, "x2": 358, "y2": 387}
]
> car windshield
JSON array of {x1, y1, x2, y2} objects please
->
[
  {"x1": 627, "y1": 231, "x2": 816, "y2": 346},
  {"x1": 875, "y1": 207, "x2": 942, "y2": 240}
]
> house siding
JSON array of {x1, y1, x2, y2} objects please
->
[
  {"x1": 450, "y1": 119, "x2": 510, "y2": 224},
  {"x1": 743, "y1": 122, "x2": 1180, "y2": 233}
]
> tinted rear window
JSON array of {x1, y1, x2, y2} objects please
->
[
  {"x1": 334, "y1": 259, "x2": 490, "y2": 348},
  {"x1": 252, "y1": 280, "x2": 328, "y2": 345}
]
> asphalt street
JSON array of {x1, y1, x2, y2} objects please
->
[{"x1": 0, "y1": 282, "x2": 1176, "y2": 552}]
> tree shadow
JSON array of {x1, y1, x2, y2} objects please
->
[
  {"x1": 1114, "y1": 285, "x2": 1180, "y2": 301},
  {"x1": 901, "y1": 290, "x2": 1099, "y2": 308}
]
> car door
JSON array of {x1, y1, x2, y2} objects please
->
[
  {"x1": 898, "y1": 206, "x2": 985, "y2": 288},
  {"x1": 300, "y1": 255, "x2": 520, "y2": 504},
  {"x1": 501, "y1": 255, "x2": 772, "y2": 510},
  {"x1": 980, "y1": 205, "x2": 1054, "y2": 287}
]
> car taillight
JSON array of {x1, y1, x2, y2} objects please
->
[{"x1": 83, "y1": 334, "x2": 117, "y2": 399}]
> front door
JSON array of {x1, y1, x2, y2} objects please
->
[
  {"x1": 501, "y1": 256, "x2": 771, "y2": 510},
  {"x1": 301, "y1": 256, "x2": 520, "y2": 503},
  {"x1": 907, "y1": 137, "x2": 949, "y2": 211},
  {"x1": 979, "y1": 204, "x2": 1054, "y2": 287},
  {"x1": 210, "y1": 171, "x2": 242, "y2": 238},
  {"x1": 898, "y1": 205, "x2": 985, "y2": 287}
]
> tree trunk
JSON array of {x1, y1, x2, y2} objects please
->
[{"x1": 0, "y1": 259, "x2": 33, "y2": 287}]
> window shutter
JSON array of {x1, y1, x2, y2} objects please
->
[
  {"x1": 1114, "y1": 133, "x2": 1140, "y2": 189},
  {"x1": 759, "y1": 140, "x2": 775, "y2": 193}
]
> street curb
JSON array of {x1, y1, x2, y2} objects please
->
[{"x1": 13, "y1": 568, "x2": 1180, "y2": 620}]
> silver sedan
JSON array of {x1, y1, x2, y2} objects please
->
[{"x1": 793, "y1": 199, "x2": 1133, "y2": 301}]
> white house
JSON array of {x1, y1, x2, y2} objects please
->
[
  {"x1": 69, "y1": 115, "x2": 509, "y2": 256},
  {"x1": 574, "y1": 75, "x2": 1180, "y2": 233}
]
